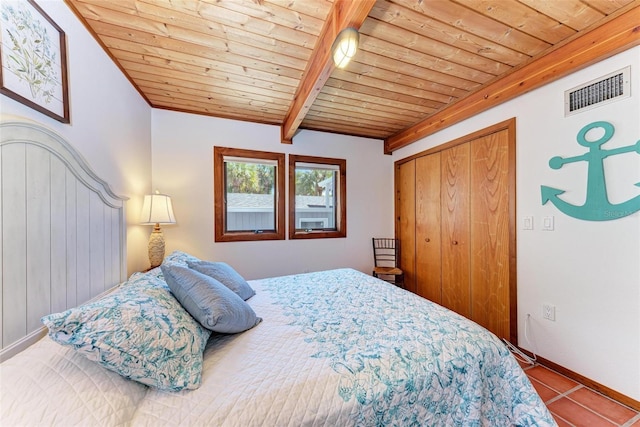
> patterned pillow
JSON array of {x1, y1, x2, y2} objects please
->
[
  {"x1": 161, "y1": 264, "x2": 262, "y2": 333},
  {"x1": 41, "y1": 273, "x2": 211, "y2": 392},
  {"x1": 187, "y1": 260, "x2": 256, "y2": 300},
  {"x1": 163, "y1": 250, "x2": 202, "y2": 267}
]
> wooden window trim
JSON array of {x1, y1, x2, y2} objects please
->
[
  {"x1": 214, "y1": 146, "x2": 285, "y2": 242},
  {"x1": 289, "y1": 154, "x2": 346, "y2": 240}
]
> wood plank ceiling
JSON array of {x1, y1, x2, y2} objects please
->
[{"x1": 67, "y1": 0, "x2": 640, "y2": 153}]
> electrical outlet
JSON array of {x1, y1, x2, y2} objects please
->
[{"x1": 543, "y1": 304, "x2": 556, "y2": 321}]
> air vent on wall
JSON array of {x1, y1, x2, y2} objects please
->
[{"x1": 564, "y1": 66, "x2": 631, "y2": 116}]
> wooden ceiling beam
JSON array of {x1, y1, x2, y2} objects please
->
[
  {"x1": 280, "y1": 0, "x2": 375, "y2": 144},
  {"x1": 385, "y1": 5, "x2": 640, "y2": 154}
]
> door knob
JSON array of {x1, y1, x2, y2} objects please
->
[
  {"x1": 452, "y1": 240, "x2": 458, "y2": 245},
  {"x1": 425, "y1": 237, "x2": 430, "y2": 242}
]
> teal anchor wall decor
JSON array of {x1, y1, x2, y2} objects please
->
[{"x1": 541, "y1": 121, "x2": 640, "y2": 221}]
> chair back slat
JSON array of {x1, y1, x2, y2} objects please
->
[
  {"x1": 372, "y1": 238, "x2": 398, "y2": 267},
  {"x1": 371, "y1": 238, "x2": 404, "y2": 287}
]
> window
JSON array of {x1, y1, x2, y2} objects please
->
[
  {"x1": 214, "y1": 147, "x2": 285, "y2": 242},
  {"x1": 289, "y1": 155, "x2": 346, "y2": 239}
]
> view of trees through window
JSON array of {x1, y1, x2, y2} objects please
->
[
  {"x1": 295, "y1": 168, "x2": 334, "y2": 197},
  {"x1": 215, "y1": 147, "x2": 285, "y2": 241},
  {"x1": 215, "y1": 147, "x2": 345, "y2": 241},
  {"x1": 225, "y1": 162, "x2": 333, "y2": 198},
  {"x1": 288, "y1": 155, "x2": 346, "y2": 239},
  {"x1": 225, "y1": 162, "x2": 274, "y2": 194}
]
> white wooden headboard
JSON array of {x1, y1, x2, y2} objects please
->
[{"x1": 0, "y1": 121, "x2": 128, "y2": 361}]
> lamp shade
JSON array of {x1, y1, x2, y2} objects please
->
[
  {"x1": 332, "y1": 27, "x2": 359, "y2": 69},
  {"x1": 140, "y1": 193, "x2": 176, "y2": 225}
]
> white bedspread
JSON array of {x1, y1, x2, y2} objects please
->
[
  {"x1": 1, "y1": 268, "x2": 555, "y2": 426},
  {"x1": 131, "y1": 275, "x2": 354, "y2": 426},
  {"x1": 132, "y1": 268, "x2": 554, "y2": 426},
  {"x1": 0, "y1": 334, "x2": 148, "y2": 426}
]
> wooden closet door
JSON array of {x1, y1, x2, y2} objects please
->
[
  {"x1": 470, "y1": 130, "x2": 511, "y2": 340},
  {"x1": 441, "y1": 143, "x2": 470, "y2": 318},
  {"x1": 396, "y1": 160, "x2": 416, "y2": 293},
  {"x1": 415, "y1": 153, "x2": 441, "y2": 303}
]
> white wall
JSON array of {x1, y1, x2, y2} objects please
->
[
  {"x1": 151, "y1": 109, "x2": 394, "y2": 279},
  {"x1": 0, "y1": 0, "x2": 152, "y2": 274},
  {"x1": 393, "y1": 48, "x2": 640, "y2": 401}
]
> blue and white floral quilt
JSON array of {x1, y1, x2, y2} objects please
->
[{"x1": 133, "y1": 268, "x2": 556, "y2": 426}]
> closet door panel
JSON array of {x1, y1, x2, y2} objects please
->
[
  {"x1": 397, "y1": 160, "x2": 416, "y2": 293},
  {"x1": 415, "y1": 153, "x2": 441, "y2": 303},
  {"x1": 470, "y1": 130, "x2": 510, "y2": 340},
  {"x1": 441, "y1": 144, "x2": 470, "y2": 318}
]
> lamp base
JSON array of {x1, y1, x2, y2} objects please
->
[{"x1": 148, "y1": 224, "x2": 165, "y2": 268}]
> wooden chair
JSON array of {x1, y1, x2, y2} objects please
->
[{"x1": 372, "y1": 238, "x2": 404, "y2": 287}]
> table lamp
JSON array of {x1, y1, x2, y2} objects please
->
[{"x1": 140, "y1": 191, "x2": 176, "y2": 268}]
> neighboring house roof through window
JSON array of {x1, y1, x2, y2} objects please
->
[{"x1": 228, "y1": 194, "x2": 332, "y2": 210}]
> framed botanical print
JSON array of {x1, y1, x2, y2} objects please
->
[{"x1": 0, "y1": 0, "x2": 69, "y2": 123}]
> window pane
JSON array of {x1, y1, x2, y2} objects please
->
[
  {"x1": 214, "y1": 147, "x2": 285, "y2": 242},
  {"x1": 294, "y1": 165, "x2": 337, "y2": 231},
  {"x1": 288, "y1": 154, "x2": 345, "y2": 240},
  {"x1": 225, "y1": 160, "x2": 276, "y2": 232}
]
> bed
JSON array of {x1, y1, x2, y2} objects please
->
[{"x1": 0, "y1": 121, "x2": 555, "y2": 426}]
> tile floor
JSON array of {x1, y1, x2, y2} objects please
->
[{"x1": 518, "y1": 361, "x2": 640, "y2": 426}]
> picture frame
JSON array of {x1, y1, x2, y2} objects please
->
[{"x1": 0, "y1": 0, "x2": 69, "y2": 123}]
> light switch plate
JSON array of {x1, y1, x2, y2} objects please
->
[
  {"x1": 523, "y1": 216, "x2": 533, "y2": 230},
  {"x1": 542, "y1": 216, "x2": 554, "y2": 231}
]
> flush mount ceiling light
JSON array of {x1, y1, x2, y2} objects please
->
[{"x1": 332, "y1": 27, "x2": 359, "y2": 69}]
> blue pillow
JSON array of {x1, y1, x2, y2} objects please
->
[
  {"x1": 41, "y1": 274, "x2": 211, "y2": 392},
  {"x1": 187, "y1": 260, "x2": 255, "y2": 300},
  {"x1": 161, "y1": 264, "x2": 261, "y2": 333}
]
